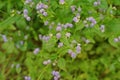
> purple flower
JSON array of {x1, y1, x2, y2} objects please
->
[
  {"x1": 25, "y1": 0, "x2": 32, "y2": 4},
  {"x1": 93, "y1": 1, "x2": 100, "y2": 6},
  {"x1": 44, "y1": 21, "x2": 49, "y2": 25},
  {"x1": 23, "y1": 9, "x2": 28, "y2": 15},
  {"x1": 114, "y1": 38, "x2": 119, "y2": 42},
  {"x1": 52, "y1": 70, "x2": 60, "y2": 80},
  {"x1": 64, "y1": 23, "x2": 73, "y2": 28},
  {"x1": 36, "y1": 3, "x2": 48, "y2": 10},
  {"x1": 23, "y1": 9, "x2": 31, "y2": 21},
  {"x1": 2, "y1": 35, "x2": 7, "y2": 42},
  {"x1": 42, "y1": 36, "x2": 50, "y2": 41},
  {"x1": 84, "y1": 17, "x2": 96, "y2": 27},
  {"x1": 77, "y1": 7, "x2": 81, "y2": 12},
  {"x1": 76, "y1": 45, "x2": 81, "y2": 54},
  {"x1": 54, "y1": 76, "x2": 59, "y2": 80},
  {"x1": 56, "y1": 33, "x2": 61, "y2": 39},
  {"x1": 43, "y1": 59, "x2": 51, "y2": 65},
  {"x1": 71, "y1": 52, "x2": 76, "y2": 58},
  {"x1": 73, "y1": 17, "x2": 79, "y2": 23},
  {"x1": 24, "y1": 76, "x2": 31, "y2": 80},
  {"x1": 16, "y1": 64, "x2": 20, "y2": 68},
  {"x1": 58, "y1": 42, "x2": 63, "y2": 48},
  {"x1": 43, "y1": 5, "x2": 48, "y2": 9},
  {"x1": 68, "y1": 23, "x2": 73, "y2": 28},
  {"x1": 68, "y1": 49, "x2": 76, "y2": 58},
  {"x1": 93, "y1": 2, "x2": 98, "y2": 6},
  {"x1": 59, "y1": 0, "x2": 65, "y2": 4},
  {"x1": 43, "y1": 61, "x2": 48, "y2": 65},
  {"x1": 47, "y1": 59, "x2": 51, "y2": 63},
  {"x1": 100, "y1": 25, "x2": 105, "y2": 32},
  {"x1": 56, "y1": 26, "x2": 62, "y2": 31},
  {"x1": 71, "y1": 5, "x2": 76, "y2": 12},
  {"x1": 33, "y1": 48, "x2": 40, "y2": 54},
  {"x1": 52, "y1": 71, "x2": 59, "y2": 76},
  {"x1": 39, "y1": 9, "x2": 45, "y2": 13},
  {"x1": 85, "y1": 39, "x2": 90, "y2": 44},
  {"x1": 36, "y1": 3, "x2": 44, "y2": 10},
  {"x1": 65, "y1": 32, "x2": 71, "y2": 38},
  {"x1": 42, "y1": 12, "x2": 47, "y2": 16},
  {"x1": 68, "y1": 49, "x2": 73, "y2": 54},
  {"x1": 26, "y1": 16, "x2": 31, "y2": 21},
  {"x1": 36, "y1": 3, "x2": 48, "y2": 16}
]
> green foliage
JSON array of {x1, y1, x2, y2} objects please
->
[{"x1": 0, "y1": 0, "x2": 120, "y2": 80}]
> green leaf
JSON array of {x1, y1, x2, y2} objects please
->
[
  {"x1": 2, "y1": 41, "x2": 16, "y2": 54},
  {"x1": 75, "y1": 21, "x2": 84, "y2": 31},
  {"x1": 58, "y1": 58, "x2": 66, "y2": 71},
  {"x1": 42, "y1": 36, "x2": 57, "y2": 52},
  {"x1": 16, "y1": 66, "x2": 21, "y2": 74},
  {"x1": 105, "y1": 18, "x2": 120, "y2": 37},
  {"x1": 0, "y1": 15, "x2": 20, "y2": 31},
  {"x1": 108, "y1": 35, "x2": 119, "y2": 48},
  {"x1": 99, "y1": 0, "x2": 108, "y2": 9}
]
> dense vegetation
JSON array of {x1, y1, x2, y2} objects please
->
[{"x1": 0, "y1": 0, "x2": 120, "y2": 80}]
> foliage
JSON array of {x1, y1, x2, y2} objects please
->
[{"x1": 0, "y1": 0, "x2": 120, "y2": 80}]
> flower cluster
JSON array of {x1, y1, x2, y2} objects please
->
[
  {"x1": 73, "y1": 13, "x2": 80, "y2": 23},
  {"x1": 33, "y1": 48, "x2": 40, "y2": 54},
  {"x1": 114, "y1": 36, "x2": 120, "y2": 42},
  {"x1": 56, "y1": 23, "x2": 73, "y2": 30},
  {"x1": 71, "y1": 5, "x2": 76, "y2": 12},
  {"x1": 52, "y1": 70, "x2": 60, "y2": 80},
  {"x1": 36, "y1": 3, "x2": 48, "y2": 16},
  {"x1": 58, "y1": 42, "x2": 63, "y2": 48},
  {"x1": 39, "y1": 34, "x2": 50, "y2": 42},
  {"x1": 84, "y1": 17, "x2": 97, "y2": 27},
  {"x1": 68, "y1": 44, "x2": 81, "y2": 58},
  {"x1": 64, "y1": 23, "x2": 73, "y2": 29},
  {"x1": 43, "y1": 59, "x2": 51, "y2": 65},
  {"x1": 76, "y1": 44, "x2": 82, "y2": 54},
  {"x1": 68, "y1": 49, "x2": 76, "y2": 58},
  {"x1": 65, "y1": 32, "x2": 71, "y2": 38},
  {"x1": 56, "y1": 33, "x2": 61, "y2": 39},
  {"x1": 70, "y1": 5, "x2": 81, "y2": 23},
  {"x1": 59, "y1": 0, "x2": 65, "y2": 5},
  {"x1": 93, "y1": 0, "x2": 101, "y2": 6},
  {"x1": 1, "y1": 35, "x2": 8, "y2": 42},
  {"x1": 56, "y1": 23, "x2": 62, "y2": 32},
  {"x1": 71, "y1": 5, "x2": 81, "y2": 12},
  {"x1": 24, "y1": 76, "x2": 31, "y2": 80},
  {"x1": 23, "y1": 9, "x2": 31, "y2": 21},
  {"x1": 25, "y1": 0, "x2": 32, "y2": 4}
]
